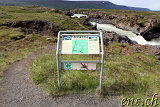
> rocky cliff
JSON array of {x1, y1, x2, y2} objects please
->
[
  {"x1": 1, "y1": 20, "x2": 56, "y2": 36},
  {"x1": 70, "y1": 10, "x2": 160, "y2": 40}
]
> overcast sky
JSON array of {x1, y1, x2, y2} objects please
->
[{"x1": 66, "y1": 0, "x2": 160, "y2": 10}]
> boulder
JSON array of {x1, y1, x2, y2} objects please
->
[
  {"x1": 80, "y1": 18, "x2": 91, "y2": 26},
  {"x1": 65, "y1": 11, "x2": 74, "y2": 16},
  {"x1": 128, "y1": 44, "x2": 160, "y2": 60},
  {"x1": 141, "y1": 26, "x2": 160, "y2": 40},
  {"x1": 102, "y1": 31, "x2": 137, "y2": 45}
]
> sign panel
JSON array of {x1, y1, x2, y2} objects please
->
[
  {"x1": 57, "y1": 31, "x2": 104, "y2": 90},
  {"x1": 64, "y1": 62, "x2": 97, "y2": 70},
  {"x1": 61, "y1": 35, "x2": 99, "y2": 54}
]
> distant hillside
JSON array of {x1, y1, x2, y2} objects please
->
[{"x1": 0, "y1": 0, "x2": 150, "y2": 11}]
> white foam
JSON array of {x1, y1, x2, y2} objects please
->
[
  {"x1": 90, "y1": 22, "x2": 97, "y2": 26},
  {"x1": 92, "y1": 22, "x2": 160, "y2": 45},
  {"x1": 71, "y1": 14, "x2": 88, "y2": 19}
]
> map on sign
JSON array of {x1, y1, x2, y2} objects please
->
[
  {"x1": 72, "y1": 40, "x2": 88, "y2": 53},
  {"x1": 61, "y1": 35, "x2": 99, "y2": 54}
]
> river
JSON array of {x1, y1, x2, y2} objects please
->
[
  {"x1": 92, "y1": 22, "x2": 160, "y2": 46},
  {"x1": 71, "y1": 14, "x2": 160, "y2": 46}
]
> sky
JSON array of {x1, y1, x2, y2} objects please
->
[{"x1": 66, "y1": 0, "x2": 160, "y2": 10}]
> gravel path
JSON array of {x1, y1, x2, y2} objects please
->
[{"x1": 0, "y1": 45, "x2": 121, "y2": 107}]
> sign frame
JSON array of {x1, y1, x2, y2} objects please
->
[
  {"x1": 61, "y1": 60, "x2": 101, "y2": 71},
  {"x1": 56, "y1": 30, "x2": 104, "y2": 91},
  {"x1": 61, "y1": 34, "x2": 100, "y2": 54}
]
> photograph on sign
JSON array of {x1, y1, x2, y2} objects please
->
[{"x1": 61, "y1": 35, "x2": 99, "y2": 54}]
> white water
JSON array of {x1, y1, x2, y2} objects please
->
[
  {"x1": 71, "y1": 14, "x2": 88, "y2": 18},
  {"x1": 90, "y1": 22, "x2": 160, "y2": 45}
]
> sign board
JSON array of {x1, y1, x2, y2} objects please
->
[
  {"x1": 61, "y1": 35, "x2": 99, "y2": 54},
  {"x1": 64, "y1": 62, "x2": 97, "y2": 70},
  {"x1": 56, "y1": 31, "x2": 104, "y2": 90}
]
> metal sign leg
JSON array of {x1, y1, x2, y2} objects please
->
[
  {"x1": 57, "y1": 54, "x2": 61, "y2": 89},
  {"x1": 100, "y1": 54, "x2": 104, "y2": 91},
  {"x1": 56, "y1": 32, "x2": 61, "y2": 89},
  {"x1": 100, "y1": 31, "x2": 104, "y2": 91}
]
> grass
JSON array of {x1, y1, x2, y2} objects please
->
[
  {"x1": 0, "y1": 5, "x2": 159, "y2": 105},
  {"x1": 30, "y1": 42, "x2": 160, "y2": 103},
  {"x1": 0, "y1": 26, "x2": 57, "y2": 79},
  {"x1": 30, "y1": 52, "x2": 100, "y2": 95},
  {"x1": 0, "y1": 6, "x2": 92, "y2": 31},
  {"x1": 0, "y1": 6, "x2": 91, "y2": 79}
]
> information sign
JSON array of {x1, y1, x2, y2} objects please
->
[
  {"x1": 61, "y1": 35, "x2": 99, "y2": 54},
  {"x1": 56, "y1": 31, "x2": 104, "y2": 90}
]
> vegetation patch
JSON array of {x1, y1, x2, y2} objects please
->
[
  {"x1": 0, "y1": 6, "x2": 92, "y2": 31},
  {"x1": 30, "y1": 43, "x2": 160, "y2": 101},
  {"x1": 0, "y1": 26, "x2": 57, "y2": 79},
  {"x1": 0, "y1": 6, "x2": 91, "y2": 80}
]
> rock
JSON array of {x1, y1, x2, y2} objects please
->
[
  {"x1": 156, "y1": 56, "x2": 160, "y2": 60},
  {"x1": 11, "y1": 35, "x2": 25, "y2": 41},
  {"x1": 102, "y1": 31, "x2": 137, "y2": 45},
  {"x1": 128, "y1": 44, "x2": 160, "y2": 60},
  {"x1": 152, "y1": 46, "x2": 160, "y2": 60},
  {"x1": 65, "y1": 11, "x2": 74, "y2": 16},
  {"x1": 72, "y1": 10, "x2": 160, "y2": 41},
  {"x1": 80, "y1": 18, "x2": 91, "y2": 26},
  {"x1": 46, "y1": 38, "x2": 52, "y2": 41},
  {"x1": 141, "y1": 26, "x2": 160, "y2": 40},
  {"x1": 1, "y1": 20, "x2": 56, "y2": 36}
]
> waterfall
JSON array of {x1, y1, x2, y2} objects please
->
[{"x1": 90, "y1": 22, "x2": 160, "y2": 46}]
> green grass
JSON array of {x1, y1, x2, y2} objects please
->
[
  {"x1": 30, "y1": 52, "x2": 100, "y2": 96},
  {"x1": 0, "y1": 6, "x2": 91, "y2": 79},
  {"x1": 0, "y1": 6, "x2": 159, "y2": 105},
  {"x1": 0, "y1": 6, "x2": 92, "y2": 31},
  {"x1": 0, "y1": 26, "x2": 57, "y2": 79},
  {"x1": 30, "y1": 43, "x2": 160, "y2": 102}
]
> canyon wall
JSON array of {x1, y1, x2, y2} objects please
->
[{"x1": 69, "y1": 10, "x2": 160, "y2": 40}]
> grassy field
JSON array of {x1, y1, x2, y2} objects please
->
[
  {"x1": 0, "y1": 6, "x2": 91, "y2": 30},
  {"x1": 0, "y1": 6, "x2": 89, "y2": 79},
  {"x1": 30, "y1": 43, "x2": 160, "y2": 106},
  {"x1": 0, "y1": 26, "x2": 57, "y2": 78},
  {"x1": 0, "y1": 6, "x2": 160, "y2": 106}
]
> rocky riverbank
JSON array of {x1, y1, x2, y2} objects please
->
[
  {"x1": 102, "y1": 31, "x2": 160, "y2": 60},
  {"x1": 66, "y1": 11, "x2": 160, "y2": 60},
  {"x1": 0, "y1": 12, "x2": 159, "y2": 60},
  {"x1": 67, "y1": 10, "x2": 160, "y2": 41}
]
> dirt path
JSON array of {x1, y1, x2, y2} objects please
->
[{"x1": 0, "y1": 45, "x2": 121, "y2": 107}]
